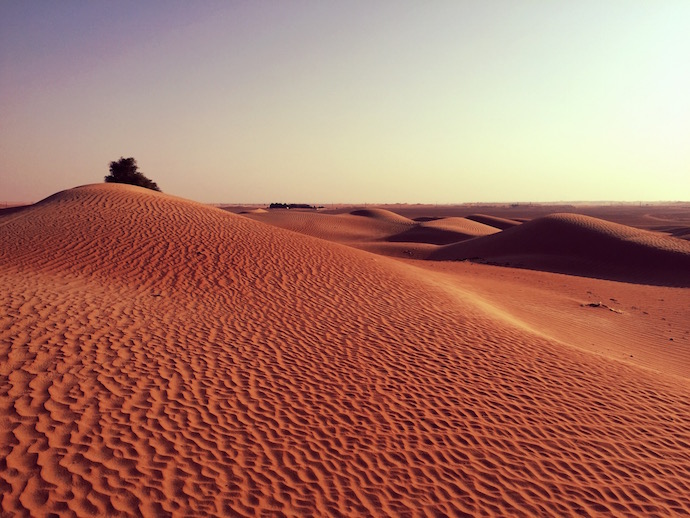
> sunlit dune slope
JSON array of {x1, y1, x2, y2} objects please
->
[
  {"x1": 431, "y1": 213, "x2": 690, "y2": 286},
  {"x1": 418, "y1": 216, "x2": 498, "y2": 237},
  {"x1": 243, "y1": 209, "x2": 413, "y2": 243},
  {"x1": 2, "y1": 185, "x2": 690, "y2": 516},
  {"x1": 244, "y1": 210, "x2": 495, "y2": 251},
  {"x1": 349, "y1": 207, "x2": 415, "y2": 224}
]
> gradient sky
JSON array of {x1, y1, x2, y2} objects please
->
[{"x1": 2, "y1": 1, "x2": 689, "y2": 204}]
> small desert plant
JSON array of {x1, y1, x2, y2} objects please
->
[{"x1": 105, "y1": 157, "x2": 161, "y2": 192}]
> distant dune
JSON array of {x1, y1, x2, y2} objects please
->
[
  {"x1": 650, "y1": 224, "x2": 690, "y2": 241},
  {"x1": 430, "y1": 213, "x2": 690, "y2": 286},
  {"x1": 243, "y1": 209, "x2": 413, "y2": 243},
  {"x1": 465, "y1": 213, "x2": 521, "y2": 230},
  {"x1": 349, "y1": 207, "x2": 415, "y2": 224},
  {"x1": 244, "y1": 209, "x2": 496, "y2": 254},
  {"x1": 387, "y1": 217, "x2": 499, "y2": 245},
  {"x1": 245, "y1": 207, "x2": 690, "y2": 285},
  {"x1": 2, "y1": 184, "x2": 690, "y2": 516}
]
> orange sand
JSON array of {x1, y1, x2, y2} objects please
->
[
  {"x1": 2, "y1": 184, "x2": 690, "y2": 516},
  {"x1": 429, "y1": 213, "x2": 690, "y2": 286}
]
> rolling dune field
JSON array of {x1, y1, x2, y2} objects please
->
[{"x1": 2, "y1": 184, "x2": 690, "y2": 517}]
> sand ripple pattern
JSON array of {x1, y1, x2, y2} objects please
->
[{"x1": 1, "y1": 184, "x2": 690, "y2": 516}]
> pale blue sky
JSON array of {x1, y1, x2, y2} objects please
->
[{"x1": 2, "y1": 1, "x2": 689, "y2": 203}]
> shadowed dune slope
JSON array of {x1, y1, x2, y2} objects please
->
[
  {"x1": 431, "y1": 213, "x2": 690, "y2": 286},
  {"x1": 387, "y1": 217, "x2": 499, "y2": 245},
  {"x1": 465, "y1": 213, "x2": 522, "y2": 230},
  {"x1": 650, "y1": 225, "x2": 690, "y2": 241},
  {"x1": 2, "y1": 185, "x2": 690, "y2": 516}
]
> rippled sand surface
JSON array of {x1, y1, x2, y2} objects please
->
[{"x1": 2, "y1": 184, "x2": 689, "y2": 516}]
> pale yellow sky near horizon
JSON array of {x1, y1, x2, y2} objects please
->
[{"x1": 1, "y1": 1, "x2": 689, "y2": 204}]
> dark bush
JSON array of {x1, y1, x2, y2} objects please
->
[{"x1": 105, "y1": 157, "x2": 161, "y2": 192}]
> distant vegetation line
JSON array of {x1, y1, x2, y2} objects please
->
[{"x1": 269, "y1": 203, "x2": 320, "y2": 210}]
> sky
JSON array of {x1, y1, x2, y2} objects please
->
[{"x1": 1, "y1": 1, "x2": 689, "y2": 204}]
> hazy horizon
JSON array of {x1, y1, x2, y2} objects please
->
[{"x1": 2, "y1": 1, "x2": 689, "y2": 204}]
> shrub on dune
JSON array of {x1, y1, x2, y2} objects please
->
[{"x1": 105, "y1": 157, "x2": 161, "y2": 192}]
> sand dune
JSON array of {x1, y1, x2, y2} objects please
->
[
  {"x1": 2, "y1": 185, "x2": 690, "y2": 516},
  {"x1": 421, "y1": 216, "x2": 500, "y2": 236},
  {"x1": 349, "y1": 241, "x2": 439, "y2": 260},
  {"x1": 349, "y1": 208, "x2": 415, "y2": 224},
  {"x1": 386, "y1": 217, "x2": 500, "y2": 245},
  {"x1": 650, "y1": 224, "x2": 690, "y2": 241},
  {"x1": 465, "y1": 213, "x2": 522, "y2": 230},
  {"x1": 245, "y1": 210, "x2": 495, "y2": 251},
  {"x1": 412, "y1": 259, "x2": 690, "y2": 379},
  {"x1": 431, "y1": 213, "x2": 690, "y2": 286},
  {"x1": 244, "y1": 209, "x2": 413, "y2": 243}
]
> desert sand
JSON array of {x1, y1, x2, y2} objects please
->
[{"x1": 2, "y1": 184, "x2": 690, "y2": 516}]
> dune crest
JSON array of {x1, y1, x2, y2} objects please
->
[
  {"x1": 2, "y1": 185, "x2": 690, "y2": 516},
  {"x1": 349, "y1": 208, "x2": 415, "y2": 224}
]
